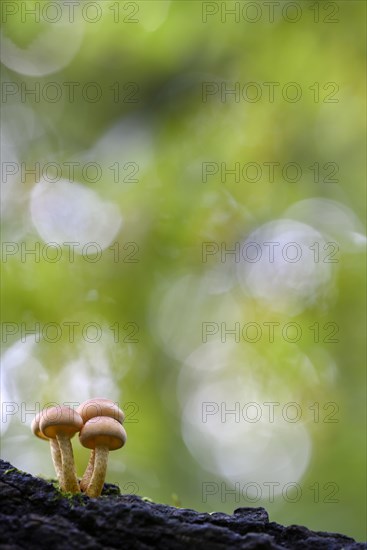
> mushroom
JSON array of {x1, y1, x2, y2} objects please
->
[
  {"x1": 76, "y1": 398, "x2": 124, "y2": 491},
  {"x1": 31, "y1": 412, "x2": 62, "y2": 485},
  {"x1": 39, "y1": 405, "x2": 83, "y2": 494},
  {"x1": 79, "y1": 416, "x2": 127, "y2": 498}
]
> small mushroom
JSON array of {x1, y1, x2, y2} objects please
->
[
  {"x1": 31, "y1": 412, "x2": 62, "y2": 485},
  {"x1": 79, "y1": 416, "x2": 127, "y2": 498},
  {"x1": 39, "y1": 405, "x2": 83, "y2": 494},
  {"x1": 76, "y1": 398, "x2": 125, "y2": 491}
]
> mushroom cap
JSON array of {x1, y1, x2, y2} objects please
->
[
  {"x1": 39, "y1": 406, "x2": 83, "y2": 439},
  {"x1": 31, "y1": 412, "x2": 48, "y2": 441},
  {"x1": 79, "y1": 416, "x2": 127, "y2": 451},
  {"x1": 76, "y1": 398, "x2": 125, "y2": 424}
]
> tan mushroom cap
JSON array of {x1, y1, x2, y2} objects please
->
[
  {"x1": 39, "y1": 406, "x2": 83, "y2": 439},
  {"x1": 76, "y1": 398, "x2": 125, "y2": 424},
  {"x1": 79, "y1": 416, "x2": 127, "y2": 451},
  {"x1": 31, "y1": 412, "x2": 48, "y2": 441}
]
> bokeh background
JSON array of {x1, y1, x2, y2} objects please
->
[{"x1": 1, "y1": 0, "x2": 366, "y2": 541}]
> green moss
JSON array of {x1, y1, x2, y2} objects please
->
[
  {"x1": 171, "y1": 493, "x2": 182, "y2": 508},
  {"x1": 57, "y1": 490, "x2": 87, "y2": 507},
  {"x1": 102, "y1": 486, "x2": 121, "y2": 497},
  {"x1": 50, "y1": 479, "x2": 61, "y2": 490}
]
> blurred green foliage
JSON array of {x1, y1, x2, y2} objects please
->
[{"x1": 1, "y1": 0, "x2": 366, "y2": 541}]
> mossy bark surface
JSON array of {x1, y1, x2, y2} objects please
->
[{"x1": 0, "y1": 459, "x2": 365, "y2": 550}]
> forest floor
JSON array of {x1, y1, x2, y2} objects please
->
[{"x1": 0, "y1": 459, "x2": 365, "y2": 549}]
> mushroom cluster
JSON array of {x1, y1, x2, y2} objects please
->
[{"x1": 31, "y1": 398, "x2": 127, "y2": 497}]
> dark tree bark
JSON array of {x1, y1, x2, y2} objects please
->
[{"x1": 0, "y1": 460, "x2": 365, "y2": 549}]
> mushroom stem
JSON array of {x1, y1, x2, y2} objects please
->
[
  {"x1": 49, "y1": 439, "x2": 62, "y2": 484},
  {"x1": 85, "y1": 446, "x2": 109, "y2": 498},
  {"x1": 32, "y1": 413, "x2": 63, "y2": 486},
  {"x1": 56, "y1": 434, "x2": 80, "y2": 493},
  {"x1": 80, "y1": 450, "x2": 95, "y2": 492}
]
